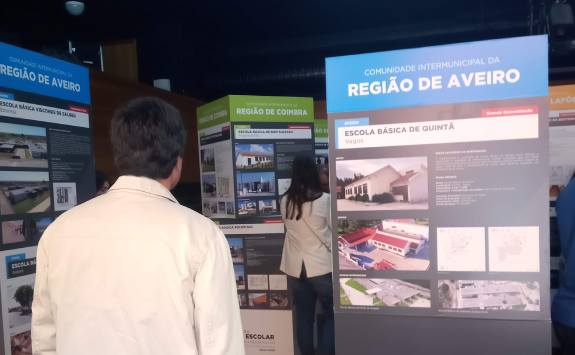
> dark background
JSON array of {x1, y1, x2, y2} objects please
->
[{"x1": 1, "y1": 0, "x2": 575, "y2": 100}]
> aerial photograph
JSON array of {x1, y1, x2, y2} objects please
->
[
  {"x1": 438, "y1": 280, "x2": 540, "y2": 311},
  {"x1": 338, "y1": 218, "x2": 430, "y2": 271},
  {"x1": 340, "y1": 278, "x2": 431, "y2": 308},
  {"x1": 0, "y1": 171, "x2": 51, "y2": 215},
  {"x1": 0, "y1": 122, "x2": 48, "y2": 168}
]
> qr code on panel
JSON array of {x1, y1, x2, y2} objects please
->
[
  {"x1": 53, "y1": 182, "x2": 78, "y2": 212},
  {"x1": 56, "y1": 186, "x2": 70, "y2": 204}
]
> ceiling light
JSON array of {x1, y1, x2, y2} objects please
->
[{"x1": 65, "y1": 1, "x2": 85, "y2": 16}]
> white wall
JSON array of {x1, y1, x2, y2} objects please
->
[
  {"x1": 344, "y1": 166, "x2": 400, "y2": 199},
  {"x1": 237, "y1": 155, "x2": 250, "y2": 167},
  {"x1": 367, "y1": 167, "x2": 401, "y2": 199},
  {"x1": 407, "y1": 170, "x2": 428, "y2": 203}
]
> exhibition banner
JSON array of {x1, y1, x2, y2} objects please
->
[
  {"x1": 197, "y1": 96, "x2": 229, "y2": 130},
  {"x1": 241, "y1": 310, "x2": 294, "y2": 355},
  {"x1": 197, "y1": 95, "x2": 315, "y2": 355},
  {"x1": 326, "y1": 35, "x2": 546, "y2": 113},
  {"x1": 0, "y1": 42, "x2": 95, "y2": 355},
  {"x1": 197, "y1": 95, "x2": 314, "y2": 130},
  {"x1": 228, "y1": 95, "x2": 314, "y2": 122},
  {"x1": 0, "y1": 42, "x2": 90, "y2": 104},
  {"x1": 326, "y1": 36, "x2": 550, "y2": 355}
]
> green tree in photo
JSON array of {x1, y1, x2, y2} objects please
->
[{"x1": 13, "y1": 285, "x2": 34, "y2": 315}]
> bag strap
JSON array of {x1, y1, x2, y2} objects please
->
[{"x1": 301, "y1": 216, "x2": 332, "y2": 253}]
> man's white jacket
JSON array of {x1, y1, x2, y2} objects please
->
[{"x1": 32, "y1": 176, "x2": 245, "y2": 355}]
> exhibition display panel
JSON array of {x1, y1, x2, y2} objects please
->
[
  {"x1": 326, "y1": 36, "x2": 551, "y2": 354},
  {"x1": 197, "y1": 95, "x2": 315, "y2": 355},
  {"x1": 0, "y1": 42, "x2": 95, "y2": 355},
  {"x1": 315, "y1": 119, "x2": 328, "y2": 168}
]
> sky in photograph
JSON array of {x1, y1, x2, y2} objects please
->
[
  {"x1": 202, "y1": 174, "x2": 216, "y2": 184},
  {"x1": 227, "y1": 238, "x2": 243, "y2": 249},
  {"x1": 336, "y1": 156, "x2": 427, "y2": 179},
  {"x1": 236, "y1": 171, "x2": 275, "y2": 183},
  {"x1": 0, "y1": 122, "x2": 46, "y2": 137},
  {"x1": 0, "y1": 171, "x2": 49, "y2": 182},
  {"x1": 235, "y1": 144, "x2": 273, "y2": 156},
  {"x1": 234, "y1": 264, "x2": 245, "y2": 274}
]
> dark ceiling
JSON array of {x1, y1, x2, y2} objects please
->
[{"x1": 1, "y1": 0, "x2": 574, "y2": 100}]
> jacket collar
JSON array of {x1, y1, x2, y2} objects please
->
[{"x1": 108, "y1": 175, "x2": 179, "y2": 204}]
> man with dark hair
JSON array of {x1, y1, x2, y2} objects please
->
[{"x1": 32, "y1": 97, "x2": 244, "y2": 355}]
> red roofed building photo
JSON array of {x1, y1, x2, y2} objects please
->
[
  {"x1": 370, "y1": 233, "x2": 411, "y2": 256},
  {"x1": 337, "y1": 218, "x2": 430, "y2": 271}
]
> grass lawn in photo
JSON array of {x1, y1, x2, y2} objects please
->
[
  {"x1": 346, "y1": 279, "x2": 368, "y2": 293},
  {"x1": 341, "y1": 278, "x2": 431, "y2": 308},
  {"x1": 340, "y1": 287, "x2": 351, "y2": 306},
  {"x1": 12, "y1": 191, "x2": 50, "y2": 214}
]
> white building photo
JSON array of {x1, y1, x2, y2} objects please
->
[
  {"x1": 337, "y1": 157, "x2": 429, "y2": 211},
  {"x1": 236, "y1": 151, "x2": 273, "y2": 169},
  {"x1": 343, "y1": 165, "x2": 400, "y2": 200}
]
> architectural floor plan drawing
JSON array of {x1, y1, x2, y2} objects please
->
[
  {"x1": 488, "y1": 226, "x2": 540, "y2": 272},
  {"x1": 437, "y1": 227, "x2": 486, "y2": 272}
]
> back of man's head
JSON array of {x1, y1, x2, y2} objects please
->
[{"x1": 111, "y1": 97, "x2": 186, "y2": 180}]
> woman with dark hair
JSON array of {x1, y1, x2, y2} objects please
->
[{"x1": 280, "y1": 155, "x2": 334, "y2": 355}]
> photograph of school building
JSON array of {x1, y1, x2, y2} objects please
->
[
  {"x1": 201, "y1": 174, "x2": 217, "y2": 197},
  {"x1": 237, "y1": 199, "x2": 257, "y2": 216},
  {"x1": 236, "y1": 171, "x2": 276, "y2": 197},
  {"x1": 337, "y1": 218, "x2": 430, "y2": 271},
  {"x1": 340, "y1": 278, "x2": 430, "y2": 308},
  {"x1": 235, "y1": 144, "x2": 274, "y2": 170},
  {"x1": 258, "y1": 199, "x2": 279, "y2": 215},
  {"x1": 200, "y1": 148, "x2": 215, "y2": 172},
  {"x1": 0, "y1": 122, "x2": 48, "y2": 169},
  {"x1": 336, "y1": 157, "x2": 428, "y2": 211},
  {"x1": 228, "y1": 238, "x2": 244, "y2": 263},
  {"x1": 234, "y1": 264, "x2": 246, "y2": 289},
  {"x1": 438, "y1": 280, "x2": 540, "y2": 311}
]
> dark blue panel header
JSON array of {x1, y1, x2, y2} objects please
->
[
  {"x1": 0, "y1": 42, "x2": 90, "y2": 104},
  {"x1": 326, "y1": 36, "x2": 548, "y2": 113}
]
